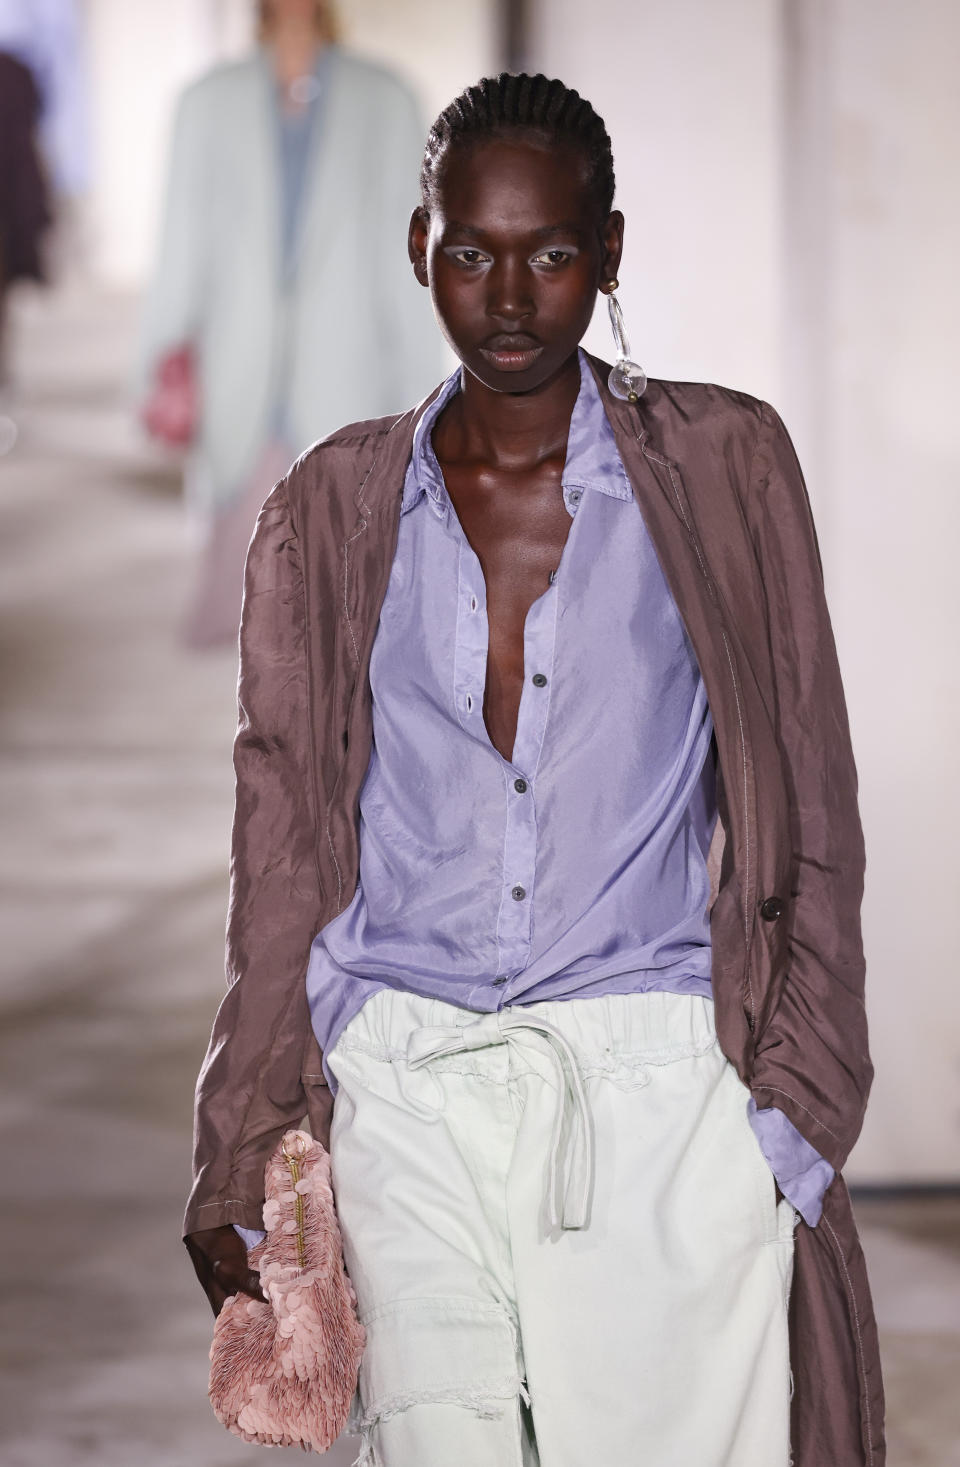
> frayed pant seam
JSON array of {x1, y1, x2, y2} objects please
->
[
  {"x1": 358, "y1": 1375, "x2": 526, "y2": 1424},
  {"x1": 350, "y1": 1376, "x2": 530, "y2": 1464},
  {"x1": 352, "y1": 1374, "x2": 530, "y2": 1451}
]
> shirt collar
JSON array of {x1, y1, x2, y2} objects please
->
[
  {"x1": 561, "y1": 349, "x2": 634, "y2": 501},
  {"x1": 401, "y1": 366, "x2": 462, "y2": 516},
  {"x1": 400, "y1": 348, "x2": 633, "y2": 518}
]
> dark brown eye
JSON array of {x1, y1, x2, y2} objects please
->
[{"x1": 451, "y1": 249, "x2": 489, "y2": 266}]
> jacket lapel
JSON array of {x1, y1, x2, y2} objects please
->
[
  {"x1": 586, "y1": 352, "x2": 758, "y2": 960},
  {"x1": 339, "y1": 381, "x2": 447, "y2": 628},
  {"x1": 321, "y1": 390, "x2": 446, "y2": 913}
]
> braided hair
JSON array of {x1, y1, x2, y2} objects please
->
[{"x1": 420, "y1": 73, "x2": 616, "y2": 222}]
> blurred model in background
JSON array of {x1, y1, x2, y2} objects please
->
[
  {"x1": 139, "y1": 0, "x2": 442, "y2": 648},
  {"x1": 0, "y1": 0, "x2": 86, "y2": 453},
  {"x1": 0, "y1": 50, "x2": 50, "y2": 404},
  {"x1": 0, "y1": 0, "x2": 89, "y2": 202}
]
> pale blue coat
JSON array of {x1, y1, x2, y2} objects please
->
[{"x1": 140, "y1": 46, "x2": 443, "y2": 511}]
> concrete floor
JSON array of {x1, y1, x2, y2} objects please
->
[{"x1": 1, "y1": 285, "x2": 957, "y2": 1465}]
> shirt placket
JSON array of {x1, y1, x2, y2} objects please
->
[
  {"x1": 452, "y1": 539, "x2": 489, "y2": 735},
  {"x1": 442, "y1": 469, "x2": 582, "y2": 987},
  {"x1": 493, "y1": 575, "x2": 561, "y2": 981}
]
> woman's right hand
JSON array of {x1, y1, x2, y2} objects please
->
[{"x1": 184, "y1": 1224, "x2": 267, "y2": 1317}]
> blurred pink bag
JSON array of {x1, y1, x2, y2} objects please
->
[
  {"x1": 208, "y1": 1129, "x2": 366, "y2": 1451},
  {"x1": 142, "y1": 344, "x2": 198, "y2": 447}
]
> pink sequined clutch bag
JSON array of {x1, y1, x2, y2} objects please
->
[{"x1": 208, "y1": 1129, "x2": 366, "y2": 1451}]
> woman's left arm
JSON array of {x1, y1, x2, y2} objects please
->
[{"x1": 743, "y1": 402, "x2": 873, "y2": 1182}]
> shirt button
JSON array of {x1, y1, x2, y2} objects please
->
[
  {"x1": 568, "y1": 489, "x2": 582, "y2": 504},
  {"x1": 511, "y1": 885, "x2": 526, "y2": 901},
  {"x1": 759, "y1": 896, "x2": 785, "y2": 921},
  {"x1": 531, "y1": 673, "x2": 547, "y2": 688},
  {"x1": 513, "y1": 778, "x2": 528, "y2": 794},
  {"x1": 493, "y1": 976, "x2": 507, "y2": 986}
]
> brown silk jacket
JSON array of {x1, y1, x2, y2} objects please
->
[{"x1": 186, "y1": 352, "x2": 884, "y2": 1465}]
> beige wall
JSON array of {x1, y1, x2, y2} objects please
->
[{"x1": 531, "y1": 0, "x2": 960, "y2": 1182}]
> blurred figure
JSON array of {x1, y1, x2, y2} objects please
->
[
  {"x1": 0, "y1": 0, "x2": 89, "y2": 201},
  {"x1": 139, "y1": 0, "x2": 441, "y2": 648},
  {"x1": 0, "y1": 49, "x2": 51, "y2": 452}
]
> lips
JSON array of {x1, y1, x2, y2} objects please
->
[
  {"x1": 478, "y1": 333, "x2": 544, "y2": 372},
  {"x1": 483, "y1": 333, "x2": 540, "y2": 351}
]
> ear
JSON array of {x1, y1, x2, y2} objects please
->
[
  {"x1": 408, "y1": 208, "x2": 430, "y2": 288},
  {"x1": 599, "y1": 210, "x2": 625, "y2": 291}
]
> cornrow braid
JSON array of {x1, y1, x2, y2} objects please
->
[{"x1": 420, "y1": 73, "x2": 616, "y2": 220}]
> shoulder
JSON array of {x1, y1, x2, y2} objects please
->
[
  {"x1": 273, "y1": 387, "x2": 442, "y2": 533},
  {"x1": 289, "y1": 409, "x2": 408, "y2": 488},
  {"x1": 640, "y1": 376, "x2": 767, "y2": 456},
  {"x1": 636, "y1": 378, "x2": 803, "y2": 504},
  {"x1": 641, "y1": 379, "x2": 812, "y2": 545},
  {"x1": 330, "y1": 48, "x2": 419, "y2": 112},
  {"x1": 171, "y1": 55, "x2": 261, "y2": 135},
  {"x1": 177, "y1": 54, "x2": 260, "y2": 108},
  {"x1": 586, "y1": 351, "x2": 769, "y2": 461}
]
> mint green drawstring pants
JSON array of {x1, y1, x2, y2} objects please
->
[{"x1": 327, "y1": 988, "x2": 796, "y2": 1467}]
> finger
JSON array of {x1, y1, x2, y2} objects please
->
[
  {"x1": 211, "y1": 1258, "x2": 266, "y2": 1304},
  {"x1": 206, "y1": 1277, "x2": 231, "y2": 1319},
  {"x1": 235, "y1": 1267, "x2": 267, "y2": 1304}
]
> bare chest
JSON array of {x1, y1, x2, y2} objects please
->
[{"x1": 440, "y1": 463, "x2": 573, "y2": 761}]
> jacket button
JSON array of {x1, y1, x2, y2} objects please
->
[{"x1": 759, "y1": 896, "x2": 785, "y2": 922}]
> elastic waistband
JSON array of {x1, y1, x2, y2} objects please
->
[{"x1": 336, "y1": 986, "x2": 717, "y2": 1069}]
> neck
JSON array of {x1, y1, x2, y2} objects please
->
[
  {"x1": 268, "y1": 26, "x2": 323, "y2": 86},
  {"x1": 442, "y1": 351, "x2": 582, "y2": 472}
]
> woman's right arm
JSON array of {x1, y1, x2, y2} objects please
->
[
  {"x1": 184, "y1": 481, "x2": 328, "y2": 1300},
  {"x1": 137, "y1": 80, "x2": 210, "y2": 392}
]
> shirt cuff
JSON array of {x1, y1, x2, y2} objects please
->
[
  {"x1": 233, "y1": 1224, "x2": 267, "y2": 1250},
  {"x1": 746, "y1": 1098, "x2": 835, "y2": 1227}
]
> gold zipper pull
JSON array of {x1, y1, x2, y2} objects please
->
[{"x1": 281, "y1": 1131, "x2": 308, "y2": 1267}]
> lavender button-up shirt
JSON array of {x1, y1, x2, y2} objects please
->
[{"x1": 285, "y1": 352, "x2": 832, "y2": 1243}]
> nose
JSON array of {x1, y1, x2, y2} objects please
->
[{"x1": 486, "y1": 256, "x2": 534, "y2": 325}]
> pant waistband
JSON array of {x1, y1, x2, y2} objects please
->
[{"x1": 406, "y1": 1009, "x2": 593, "y2": 1232}]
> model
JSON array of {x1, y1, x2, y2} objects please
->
[{"x1": 184, "y1": 72, "x2": 884, "y2": 1467}]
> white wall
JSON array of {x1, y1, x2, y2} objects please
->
[
  {"x1": 531, "y1": 0, "x2": 960, "y2": 1182},
  {"x1": 529, "y1": 0, "x2": 783, "y2": 403},
  {"x1": 822, "y1": 0, "x2": 960, "y2": 1182},
  {"x1": 83, "y1": 0, "x2": 225, "y2": 285}
]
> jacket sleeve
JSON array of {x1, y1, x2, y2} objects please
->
[
  {"x1": 136, "y1": 81, "x2": 209, "y2": 395},
  {"x1": 183, "y1": 482, "x2": 326, "y2": 1237},
  {"x1": 745, "y1": 401, "x2": 872, "y2": 1176}
]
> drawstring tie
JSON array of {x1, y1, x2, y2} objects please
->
[{"x1": 405, "y1": 1010, "x2": 594, "y2": 1231}]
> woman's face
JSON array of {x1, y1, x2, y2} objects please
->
[{"x1": 410, "y1": 135, "x2": 623, "y2": 395}]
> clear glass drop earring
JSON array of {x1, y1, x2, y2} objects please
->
[{"x1": 603, "y1": 280, "x2": 647, "y2": 403}]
